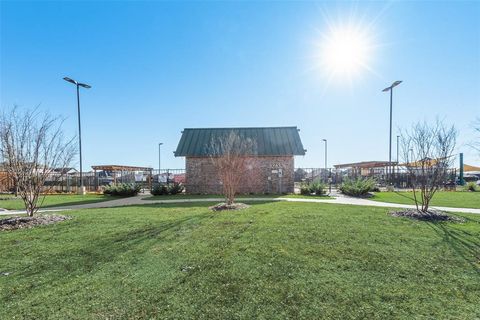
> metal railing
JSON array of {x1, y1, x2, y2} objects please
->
[
  {"x1": 294, "y1": 167, "x2": 458, "y2": 189},
  {"x1": 0, "y1": 166, "x2": 459, "y2": 193}
]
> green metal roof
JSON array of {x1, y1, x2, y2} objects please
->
[{"x1": 174, "y1": 126, "x2": 306, "y2": 157}]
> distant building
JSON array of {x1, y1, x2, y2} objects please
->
[
  {"x1": 52, "y1": 167, "x2": 78, "y2": 175},
  {"x1": 174, "y1": 127, "x2": 306, "y2": 194}
]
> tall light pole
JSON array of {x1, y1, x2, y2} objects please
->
[
  {"x1": 382, "y1": 80, "x2": 402, "y2": 186},
  {"x1": 158, "y1": 143, "x2": 163, "y2": 172},
  {"x1": 63, "y1": 77, "x2": 91, "y2": 194},
  {"x1": 395, "y1": 135, "x2": 400, "y2": 186},
  {"x1": 322, "y1": 139, "x2": 327, "y2": 181}
]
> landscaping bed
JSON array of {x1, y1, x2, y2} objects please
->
[
  {"x1": 389, "y1": 209, "x2": 465, "y2": 222},
  {"x1": 0, "y1": 214, "x2": 71, "y2": 231},
  {"x1": 209, "y1": 202, "x2": 250, "y2": 211}
]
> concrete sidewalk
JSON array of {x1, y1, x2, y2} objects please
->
[{"x1": 1, "y1": 194, "x2": 479, "y2": 216}]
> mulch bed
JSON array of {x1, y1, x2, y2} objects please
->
[
  {"x1": 209, "y1": 203, "x2": 250, "y2": 211},
  {"x1": 389, "y1": 209, "x2": 464, "y2": 222},
  {"x1": 0, "y1": 215, "x2": 72, "y2": 231}
]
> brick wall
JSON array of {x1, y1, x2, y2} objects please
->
[
  {"x1": 185, "y1": 156, "x2": 294, "y2": 194},
  {"x1": 0, "y1": 171, "x2": 14, "y2": 192}
]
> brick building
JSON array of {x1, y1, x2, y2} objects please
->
[{"x1": 174, "y1": 127, "x2": 306, "y2": 194}]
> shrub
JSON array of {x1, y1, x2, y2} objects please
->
[
  {"x1": 300, "y1": 183, "x2": 311, "y2": 195},
  {"x1": 300, "y1": 181, "x2": 326, "y2": 195},
  {"x1": 309, "y1": 181, "x2": 326, "y2": 195},
  {"x1": 103, "y1": 183, "x2": 141, "y2": 197},
  {"x1": 339, "y1": 177, "x2": 376, "y2": 197},
  {"x1": 151, "y1": 184, "x2": 168, "y2": 196},
  {"x1": 149, "y1": 183, "x2": 184, "y2": 196},
  {"x1": 103, "y1": 186, "x2": 112, "y2": 195},
  {"x1": 167, "y1": 183, "x2": 184, "y2": 195},
  {"x1": 464, "y1": 182, "x2": 478, "y2": 192}
]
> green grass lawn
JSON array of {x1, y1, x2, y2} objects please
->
[
  {"x1": 371, "y1": 191, "x2": 480, "y2": 209},
  {"x1": 143, "y1": 193, "x2": 333, "y2": 201},
  {"x1": 1, "y1": 202, "x2": 479, "y2": 319},
  {"x1": 0, "y1": 194, "x2": 117, "y2": 210}
]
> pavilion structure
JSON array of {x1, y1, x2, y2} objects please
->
[
  {"x1": 334, "y1": 161, "x2": 396, "y2": 177},
  {"x1": 91, "y1": 165, "x2": 153, "y2": 189}
]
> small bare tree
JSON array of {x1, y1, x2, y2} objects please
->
[
  {"x1": 470, "y1": 117, "x2": 480, "y2": 155},
  {"x1": 209, "y1": 131, "x2": 257, "y2": 205},
  {"x1": 0, "y1": 107, "x2": 76, "y2": 216},
  {"x1": 401, "y1": 119, "x2": 457, "y2": 213}
]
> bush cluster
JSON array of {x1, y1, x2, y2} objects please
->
[
  {"x1": 339, "y1": 177, "x2": 376, "y2": 197},
  {"x1": 151, "y1": 184, "x2": 168, "y2": 196},
  {"x1": 151, "y1": 183, "x2": 185, "y2": 196},
  {"x1": 464, "y1": 182, "x2": 478, "y2": 192},
  {"x1": 300, "y1": 181, "x2": 326, "y2": 195},
  {"x1": 103, "y1": 183, "x2": 141, "y2": 197}
]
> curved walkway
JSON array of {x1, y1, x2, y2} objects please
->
[{"x1": 2, "y1": 194, "x2": 479, "y2": 215}]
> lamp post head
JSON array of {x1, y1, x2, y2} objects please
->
[
  {"x1": 322, "y1": 139, "x2": 327, "y2": 142},
  {"x1": 63, "y1": 77, "x2": 91, "y2": 89},
  {"x1": 392, "y1": 80, "x2": 402, "y2": 87},
  {"x1": 63, "y1": 77, "x2": 77, "y2": 85},
  {"x1": 382, "y1": 80, "x2": 402, "y2": 92},
  {"x1": 78, "y1": 83, "x2": 91, "y2": 89}
]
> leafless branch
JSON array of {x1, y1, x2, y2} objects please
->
[
  {"x1": 209, "y1": 131, "x2": 257, "y2": 205},
  {"x1": 469, "y1": 117, "x2": 480, "y2": 155},
  {"x1": 401, "y1": 119, "x2": 457, "y2": 212},
  {"x1": 0, "y1": 107, "x2": 77, "y2": 216}
]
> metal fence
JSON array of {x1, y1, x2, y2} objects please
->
[
  {"x1": 295, "y1": 167, "x2": 385, "y2": 186},
  {"x1": 294, "y1": 167, "x2": 458, "y2": 189},
  {"x1": 41, "y1": 169, "x2": 187, "y2": 193},
  {"x1": 0, "y1": 166, "x2": 459, "y2": 194}
]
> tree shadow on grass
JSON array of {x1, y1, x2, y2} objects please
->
[
  {"x1": 18, "y1": 211, "x2": 212, "y2": 278},
  {"x1": 0, "y1": 195, "x2": 122, "y2": 210},
  {"x1": 426, "y1": 220, "x2": 480, "y2": 274},
  {"x1": 41, "y1": 196, "x2": 120, "y2": 208},
  {"x1": 392, "y1": 191, "x2": 419, "y2": 203}
]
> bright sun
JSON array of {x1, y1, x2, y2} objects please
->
[{"x1": 319, "y1": 25, "x2": 374, "y2": 80}]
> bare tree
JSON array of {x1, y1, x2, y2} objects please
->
[
  {"x1": 0, "y1": 107, "x2": 76, "y2": 216},
  {"x1": 401, "y1": 119, "x2": 457, "y2": 212},
  {"x1": 470, "y1": 117, "x2": 480, "y2": 155},
  {"x1": 209, "y1": 131, "x2": 257, "y2": 205}
]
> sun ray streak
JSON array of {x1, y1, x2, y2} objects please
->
[{"x1": 306, "y1": 3, "x2": 395, "y2": 87}]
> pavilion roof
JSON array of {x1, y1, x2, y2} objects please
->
[
  {"x1": 334, "y1": 161, "x2": 395, "y2": 169},
  {"x1": 464, "y1": 164, "x2": 480, "y2": 172},
  {"x1": 91, "y1": 165, "x2": 152, "y2": 171}
]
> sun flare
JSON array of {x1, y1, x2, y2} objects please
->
[{"x1": 318, "y1": 24, "x2": 375, "y2": 80}]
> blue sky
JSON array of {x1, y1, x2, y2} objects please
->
[{"x1": 1, "y1": 1, "x2": 479, "y2": 170}]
